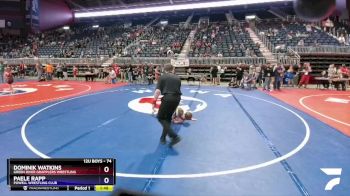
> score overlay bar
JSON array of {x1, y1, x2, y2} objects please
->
[{"x1": 7, "y1": 158, "x2": 116, "y2": 191}]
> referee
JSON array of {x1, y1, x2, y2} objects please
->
[{"x1": 152, "y1": 64, "x2": 181, "y2": 146}]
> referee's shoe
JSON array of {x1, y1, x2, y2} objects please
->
[{"x1": 170, "y1": 136, "x2": 181, "y2": 147}]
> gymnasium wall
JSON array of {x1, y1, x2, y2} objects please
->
[
  {"x1": 39, "y1": 0, "x2": 73, "y2": 31},
  {"x1": 0, "y1": 0, "x2": 25, "y2": 30}
]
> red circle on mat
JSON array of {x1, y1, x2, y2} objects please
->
[
  {"x1": 0, "y1": 81, "x2": 91, "y2": 112},
  {"x1": 302, "y1": 94, "x2": 350, "y2": 125}
]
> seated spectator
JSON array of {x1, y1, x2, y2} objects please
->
[
  {"x1": 297, "y1": 39, "x2": 304, "y2": 46},
  {"x1": 241, "y1": 70, "x2": 254, "y2": 90},
  {"x1": 106, "y1": 67, "x2": 116, "y2": 84},
  {"x1": 320, "y1": 70, "x2": 330, "y2": 89},
  {"x1": 228, "y1": 77, "x2": 238, "y2": 88},
  {"x1": 338, "y1": 34, "x2": 346, "y2": 45},
  {"x1": 333, "y1": 66, "x2": 346, "y2": 91},
  {"x1": 340, "y1": 64, "x2": 349, "y2": 78}
]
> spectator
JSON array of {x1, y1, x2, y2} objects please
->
[
  {"x1": 241, "y1": 70, "x2": 254, "y2": 90},
  {"x1": 298, "y1": 63, "x2": 312, "y2": 88},
  {"x1": 333, "y1": 65, "x2": 346, "y2": 91},
  {"x1": 236, "y1": 66, "x2": 244, "y2": 86},
  {"x1": 36, "y1": 63, "x2": 43, "y2": 82},
  {"x1": 263, "y1": 64, "x2": 273, "y2": 91},
  {"x1": 211, "y1": 65, "x2": 218, "y2": 85},
  {"x1": 19, "y1": 61, "x2": 26, "y2": 79},
  {"x1": 0, "y1": 61, "x2": 4, "y2": 83},
  {"x1": 297, "y1": 39, "x2": 304, "y2": 46},
  {"x1": 127, "y1": 64, "x2": 133, "y2": 83},
  {"x1": 273, "y1": 64, "x2": 284, "y2": 91},
  {"x1": 46, "y1": 63, "x2": 54, "y2": 80},
  {"x1": 56, "y1": 63, "x2": 63, "y2": 80},
  {"x1": 340, "y1": 64, "x2": 349, "y2": 78},
  {"x1": 73, "y1": 65, "x2": 78, "y2": 80},
  {"x1": 285, "y1": 65, "x2": 295, "y2": 87},
  {"x1": 4, "y1": 67, "x2": 14, "y2": 93},
  {"x1": 106, "y1": 67, "x2": 116, "y2": 84},
  {"x1": 62, "y1": 64, "x2": 68, "y2": 81},
  {"x1": 338, "y1": 34, "x2": 346, "y2": 45}
]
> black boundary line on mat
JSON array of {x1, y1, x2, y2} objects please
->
[
  {"x1": 142, "y1": 85, "x2": 201, "y2": 193},
  {"x1": 227, "y1": 88, "x2": 310, "y2": 196},
  {"x1": 0, "y1": 86, "x2": 131, "y2": 184}
]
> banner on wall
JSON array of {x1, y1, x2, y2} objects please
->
[
  {"x1": 26, "y1": 0, "x2": 40, "y2": 32},
  {"x1": 171, "y1": 57, "x2": 190, "y2": 67}
]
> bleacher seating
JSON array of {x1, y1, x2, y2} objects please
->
[
  {"x1": 124, "y1": 24, "x2": 191, "y2": 57},
  {"x1": 256, "y1": 20, "x2": 341, "y2": 52},
  {"x1": 189, "y1": 22, "x2": 262, "y2": 57}
]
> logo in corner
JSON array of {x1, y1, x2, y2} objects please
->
[
  {"x1": 321, "y1": 168, "x2": 342, "y2": 191},
  {"x1": 128, "y1": 96, "x2": 207, "y2": 114}
]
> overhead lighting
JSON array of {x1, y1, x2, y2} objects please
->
[
  {"x1": 92, "y1": 25, "x2": 99, "y2": 28},
  {"x1": 63, "y1": 26, "x2": 70, "y2": 30},
  {"x1": 160, "y1": 20, "x2": 168, "y2": 25},
  {"x1": 75, "y1": 0, "x2": 291, "y2": 18},
  {"x1": 245, "y1": 15, "x2": 256, "y2": 20}
]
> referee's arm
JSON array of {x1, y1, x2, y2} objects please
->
[{"x1": 153, "y1": 77, "x2": 163, "y2": 107}]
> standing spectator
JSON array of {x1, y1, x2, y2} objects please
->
[
  {"x1": 148, "y1": 66, "x2": 154, "y2": 85},
  {"x1": 236, "y1": 66, "x2": 243, "y2": 86},
  {"x1": 273, "y1": 64, "x2": 284, "y2": 91},
  {"x1": 132, "y1": 67, "x2": 139, "y2": 83},
  {"x1": 186, "y1": 67, "x2": 192, "y2": 84},
  {"x1": 141, "y1": 65, "x2": 146, "y2": 84},
  {"x1": 320, "y1": 70, "x2": 330, "y2": 89},
  {"x1": 46, "y1": 63, "x2": 54, "y2": 80},
  {"x1": 73, "y1": 65, "x2": 78, "y2": 80},
  {"x1": 85, "y1": 65, "x2": 93, "y2": 82},
  {"x1": 263, "y1": 64, "x2": 273, "y2": 91},
  {"x1": 298, "y1": 62, "x2": 312, "y2": 88},
  {"x1": 114, "y1": 64, "x2": 120, "y2": 81},
  {"x1": 120, "y1": 67, "x2": 125, "y2": 82},
  {"x1": 19, "y1": 61, "x2": 26, "y2": 79},
  {"x1": 155, "y1": 65, "x2": 161, "y2": 81},
  {"x1": 218, "y1": 66, "x2": 226, "y2": 85},
  {"x1": 103, "y1": 66, "x2": 109, "y2": 78},
  {"x1": 211, "y1": 65, "x2": 218, "y2": 85},
  {"x1": 56, "y1": 63, "x2": 63, "y2": 80},
  {"x1": 255, "y1": 65, "x2": 262, "y2": 87},
  {"x1": 106, "y1": 67, "x2": 116, "y2": 84},
  {"x1": 62, "y1": 64, "x2": 68, "y2": 81},
  {"x1": 4, "y1": 67, "x2": 14, "y2": 93},
  {"x1": 0, "y1": 61, "x2": 4, "y2": 83},
  {"x1": 209, "y1": 66, "x2": 213, "y2": 82},
  {"x1": 294, "y1": 64, "x2": 302, "y2": 85},
  {"x1": 36, "y1": 63, "x2": 43, "y2": 82},
  {"x1": 148, "y1": 66, "x2": 154, "y2": 84},
  {"x1": 127, "y1": 64, "x2": 133, "y2": 83},
  {"x1": 285, "y1": 65, "x2": 295, "y2": 87},
  {"x1": 98, "y1": 67, "x2": 104, "y2": 79}
]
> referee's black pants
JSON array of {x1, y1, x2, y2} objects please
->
[{"x1": 157, "y1": 95, "x2": 181, "y2": 140}]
